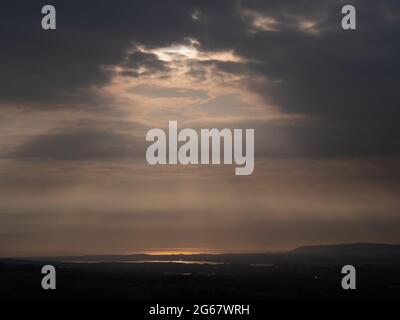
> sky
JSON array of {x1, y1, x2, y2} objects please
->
[{"x1": 0, "y1": 0, "x2": 399, "y2": 256}]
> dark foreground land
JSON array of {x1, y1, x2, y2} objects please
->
[{"x1": 1, "y1": 243, "x2": 400, "y2": 300}]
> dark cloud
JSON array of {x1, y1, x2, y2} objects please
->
[
  {"x1": 1, "y1": 0, "x2": 399, "y2": 157},
  {"x1": 122, "y1": 50, "x2": 171, "y2": 77},
  {"x1": 0, "y1": 0, "x2": 200, "y2": 107},
  {"x1": 195, "y1": 0, "x2": 400, "y2": 157}
]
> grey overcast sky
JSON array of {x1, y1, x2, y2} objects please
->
[{"x1": 0, "y1": 0, "x2": 399, "y2": 256}]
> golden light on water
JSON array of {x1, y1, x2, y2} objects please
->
[{"x1": 140, "y1": 248, "x2": 214, "y2": 255}]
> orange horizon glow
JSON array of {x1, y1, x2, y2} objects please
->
[{"x1": 128, "y1": 246, "x2": 292, "y2": 255}]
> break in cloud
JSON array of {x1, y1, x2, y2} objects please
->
[
  {"x1": 0, "y1": 0, "x2": 399, "y2": 256},
  {"x1": 1, "y1": 0, "x2": 399, "y2": 157}
]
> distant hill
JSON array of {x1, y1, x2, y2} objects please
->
[
  {"x1": 292, "y1": 243, "x2": 400, "y2": 255},
  {"x1": 3, "y1": 243, "x2": 400, "y2": 266}
]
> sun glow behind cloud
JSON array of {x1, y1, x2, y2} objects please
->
[
  {"x1": 104, "y1": 41, "x2": 303, "y2": 131},
  {"x1": 145, "y1": 42, "x2": 243, "y2": 63}
]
